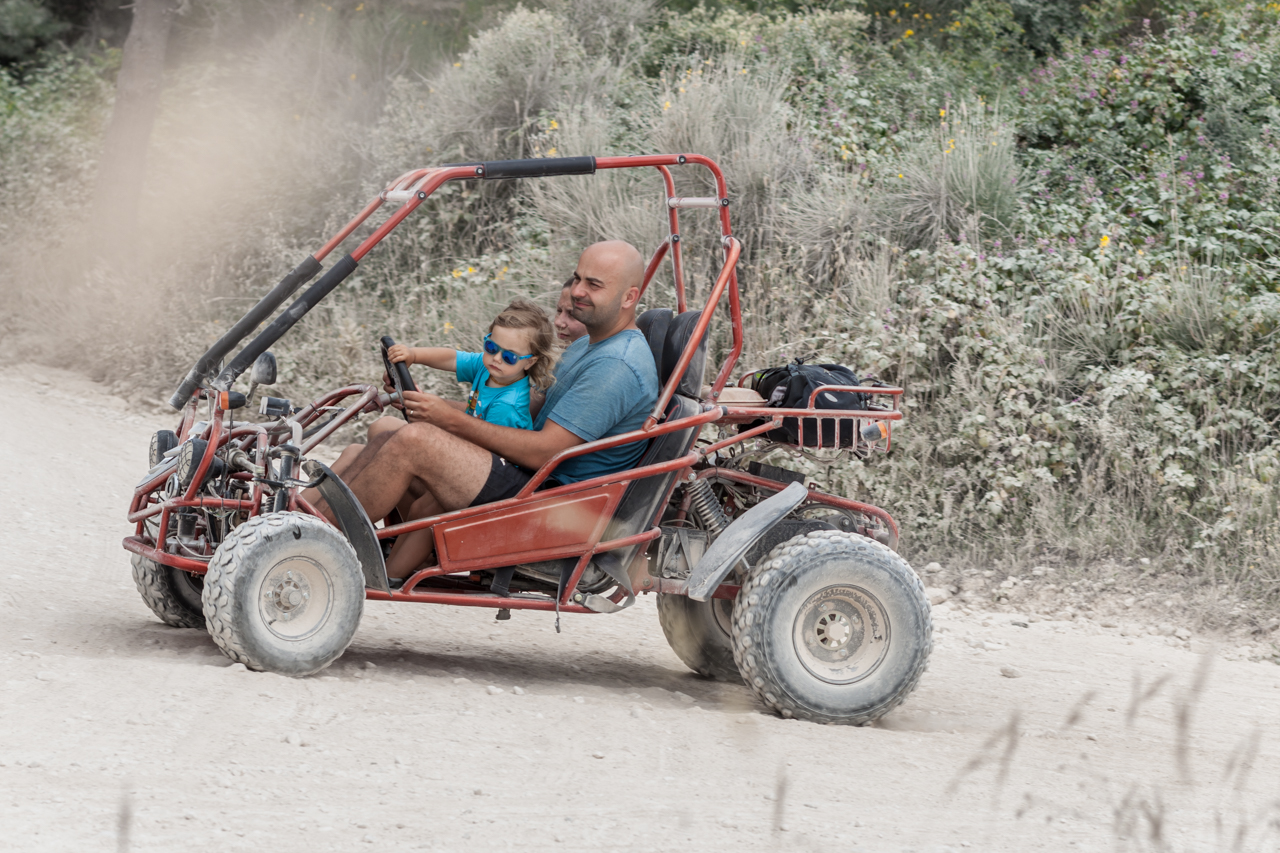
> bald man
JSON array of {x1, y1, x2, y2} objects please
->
[{"x1": 319, "y1": 241, "x2": 660, "y2": 576}]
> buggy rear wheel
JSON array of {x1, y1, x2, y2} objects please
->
[
  {"x1": 202, "y1": 512, "x2": 364, "y2": 677},
  {"x1": 131, "y1": 554, "x2": 206, "y2": 629},
  {"x1": 732, "y1": 530, "x2": 931, "y2": 725},
  {"x1": 657, "y1": 593, "x2": 742, "y2": 683}
]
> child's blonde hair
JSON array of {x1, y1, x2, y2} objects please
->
[{"x1": 490, "y1": 298, "x2": 557, "y2": 391}]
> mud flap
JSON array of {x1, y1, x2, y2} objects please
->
[
  {"x1": 301, "y1": 460, "x2": 390, "y2": 594},
  {"x1": 686, "y1": 480, "x2": 808, "y2": 602}
]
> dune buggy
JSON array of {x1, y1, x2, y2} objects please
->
[{"x1": 124, "y1": 154, "x2": 931, "y2": 725}]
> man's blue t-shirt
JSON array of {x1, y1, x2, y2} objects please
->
[
  {"x1": 534, "y1": 329, "x2": 660, "y2": 484},
  {"x1": 455, "y1": 351, "x2": 533, "y2": 430}
]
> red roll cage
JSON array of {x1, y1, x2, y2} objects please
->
[{"x1": 124, "y1": 154, "x2": 903, "y2": 616}]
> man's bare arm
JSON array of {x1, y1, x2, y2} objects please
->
[{"x1": 400, "y1": 390, "x2": 582, "y2": 470}]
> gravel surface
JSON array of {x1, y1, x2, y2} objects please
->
[{"x1": 2, "y1": 364, "x2": 1278, "y2": 852}]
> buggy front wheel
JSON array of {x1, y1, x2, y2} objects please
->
[
  {"x1": 131, "y1": 554, "x2": 206, "y2": 629},
  {"x1": 202, "y1": 512, "x2": 364, "y2": 676},
  {"x1": 732, "y1": 530, "x2": 931, "y2": 725}
]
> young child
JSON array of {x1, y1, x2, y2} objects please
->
[
  {"x1": 385, "y1": 297, "x2": 557, "y2": 429},
  {"x1": 381, "y1": 298, "x2": 556, "y2": 579}
]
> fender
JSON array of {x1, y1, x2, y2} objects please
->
[
  {"x1": 686, "y1": 480, "x2": 808, "y2": 602},
  {"x1": 302, "y1": 460, "x2": 390, "y2": 594}
]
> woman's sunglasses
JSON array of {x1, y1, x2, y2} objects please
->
[{"x1": 483, "y1": 333, "x2": 534, "y2": 366}]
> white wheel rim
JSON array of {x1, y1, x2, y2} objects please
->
[
  {"x1": 257, "y1": 556, "x2": 333, "y2": 641},
  {"x1": 791, "y1": 584, "x2": 890, "y2": 685}
]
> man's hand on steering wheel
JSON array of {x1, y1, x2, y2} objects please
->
[{"x1": 400, "y1": 389, "x2": 456, "y2": 425}]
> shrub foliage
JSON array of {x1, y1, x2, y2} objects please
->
[{"x1": 3, "y1": 0, "x2": 1280, "y2": 593}]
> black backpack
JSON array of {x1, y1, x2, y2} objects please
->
[{"x1": 745, "y1": 361, "x2": 877, "y2": 448}]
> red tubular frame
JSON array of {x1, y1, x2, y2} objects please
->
[
  {"x1": 125, "y1": 152, "x2": 905, "y2": 613},
  {"x1": 643, "y1": 238, "x2": 741, "y2": 429}
]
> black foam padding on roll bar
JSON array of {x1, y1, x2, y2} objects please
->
[
  {"x1": 212, "y1": 254, "x2": 359, "y2": 390},
  {"x1": 447, "y1": 156, "x2": 596, "y2": 180},
  {"x1": 168, "y1": 255, "x2": 322, "y2": 410},
  {"x1": 483, "y1": 156, "x2": 595, "y2": 179}
]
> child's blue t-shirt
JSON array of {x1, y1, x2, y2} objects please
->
[{"x1": 455, "y1": 351, "x2": 533, "y2": 430}]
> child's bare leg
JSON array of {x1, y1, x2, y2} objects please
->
[
  {"x1": 366, "y1": 416, "x2": 405, "y2": 440},
  {"x1": 302, "y1": 417, "x2": 405, "y2": 510},
  {"x1": 385, "y1": 529, "x2": 436, "y2": 579},
  {"x1": 385, "y1": 493, "x2": 443, "y2": 579},
  {"x1": 328, "y1": 443, "x2": 365, "y2": 477}
]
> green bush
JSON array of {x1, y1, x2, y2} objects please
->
[
  {"x1": 0, "y1": 0, "x2": 69, "y2": 64},
  {"x1": 5, "y1": 0, "x2": 1280, "y2": 600}
]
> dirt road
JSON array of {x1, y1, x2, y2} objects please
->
[{"x1": 2, "y1": 364, "x2": 1278, "y2": 852}]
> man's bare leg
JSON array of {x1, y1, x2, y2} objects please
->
[
  {"x1": 327, "y1": 443, "x2": 365, "y2": 477},
  {"x1": 337, "y1": 422, "x2": 491, "y2": 526},
  {"x1": 300, "y1": 427, "x2": 401, "y2": 515},
  {"x1": 384, "y1": 493, "x2": 443, "y2": 579},
  {"x1": 327, "y1": 417, "x2": 403, "y2": 478}
]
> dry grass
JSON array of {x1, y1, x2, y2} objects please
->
[{"x1": 876, "y1": 103, "x2": 1018, "y2": 249}]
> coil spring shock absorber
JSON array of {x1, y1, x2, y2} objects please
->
[{"x1": 687, "y1": 478, "x2": 730, "y2": 536}]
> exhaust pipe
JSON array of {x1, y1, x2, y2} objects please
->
[{"x1": 168, "y1": 255, "x2": 323, "y2": 410}]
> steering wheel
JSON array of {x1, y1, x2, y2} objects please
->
[{"x1": 379, "y1": 336, "x2": 418, "y2": 420}]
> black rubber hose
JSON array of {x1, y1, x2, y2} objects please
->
[
  {"x1": 168, "y1": 255, "x2": 322, "y2": 410},
  {"x1": 212, "y1": 254, "x2": 359, "y2": 391}
]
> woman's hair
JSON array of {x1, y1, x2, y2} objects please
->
[{"x1": 489, "y1": 297, "x2": 558, "y2": 391}]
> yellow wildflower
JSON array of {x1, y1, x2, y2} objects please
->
[
  {"x1": 1099, "y1": 235, "x2": 1110, "y2": 248},
  {"x1": 444, "y1": 322, "x2": 455, "y2": 332},
  {"x1": 904, "y1": 29, "x2": 914, "y2": 37},
  {"x1": 940, "y1": 108, "x2": 946, "y2": 117},
  {"x1": 663, "y1": 101, "x2": 671, "y2": 110},
  {"x1": 549, "y1": 119, "x2": 559, "y2": 130}
]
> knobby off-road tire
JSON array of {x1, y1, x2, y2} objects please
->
[
  {"x1": 202, "y1": 512, "x2": 364, "y2": 677},
  {"x1": 656, "y1": 593, "x2": 742, "y2": 683},
  {"x1": 131, "y1": 554, "x2": 206, "y2": 629},
  {"x1": 732, "y1": 530, "x2": 932, "y2": 725}
]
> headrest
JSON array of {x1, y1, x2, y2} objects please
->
[{"x1": 636, "y1": 308, "x2": 707, "y2": 399}]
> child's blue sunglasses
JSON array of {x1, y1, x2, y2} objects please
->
[{"x1": 483, "y1": 333, "x2": 534, "y2": 366}]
